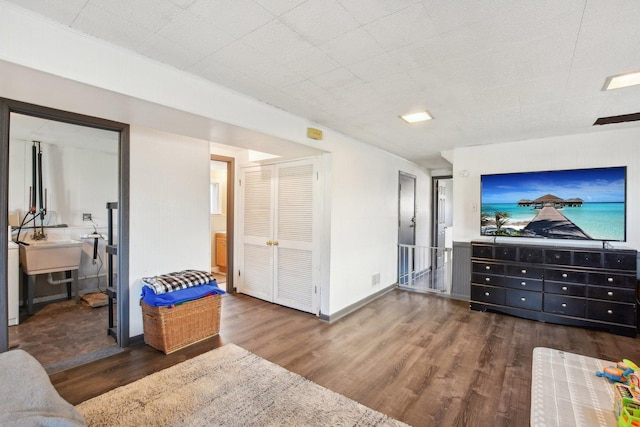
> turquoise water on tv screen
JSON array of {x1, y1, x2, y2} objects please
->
[{"x1": 481, "y1": 202, "x2": 625, "y2": 241}]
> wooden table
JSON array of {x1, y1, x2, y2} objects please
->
[{"x1": 531, "y1": 347, "x2": 617, "y2": 426}]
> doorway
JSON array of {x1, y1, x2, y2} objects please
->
[
  {"x1": 398, "y1": 172, "x2": 416, "y2": 286},
  {"x1": 210, "y1": 154, "x2": 234, "y2": 293},
  {"x1": 431, "y1": 176, "x2": 453, "y2": 292},
  {"x1": 0, "y1": 98, "x2": 130, "y2": 362}
]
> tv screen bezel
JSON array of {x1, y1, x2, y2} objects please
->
[{"x1": 479, "y1": 166, "x2": 627, "y2": 242}]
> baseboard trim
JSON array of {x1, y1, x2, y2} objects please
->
[
  {"x1": 129, "y1": 334, "x2": 144, "y2": 345},
  {"x1": 319, "y1": 283, "x2": 397, "y2": 323}
]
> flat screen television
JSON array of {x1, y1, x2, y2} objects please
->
[{"x1": 480, "y1": 166, "x2": 626, "y2": 241}]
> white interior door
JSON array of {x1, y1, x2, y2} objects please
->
[
  {"x1": 239, "y1": 159, "x2": 319, "y2": 314},
  {"x1": 240, "y1": 167, "x2": 274, "y2": 302},
  {"x1": 274, "y1": 161, "x2": 318, "y2": 313}
]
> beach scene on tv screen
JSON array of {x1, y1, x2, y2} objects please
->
[{"x1": 481, "y1": 167, "x2": 626, "y2": 241}]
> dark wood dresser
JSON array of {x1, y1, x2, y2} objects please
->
[{"x1": 470, "y1": 241, "x2": 638, "y2": 337}]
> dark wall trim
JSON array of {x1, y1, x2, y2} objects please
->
[
  {"x1": 210, "y1": 154, "x2": 235, "y2": 294},
  {"x1": 0, "y1": 97, "x2": 130, "y2": 351},
  {"x1": 0, "y1": 100, "x2": 9, "y2": 352}
]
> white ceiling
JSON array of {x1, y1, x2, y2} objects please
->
[
  {"x1": 10, "y1": 113, "x2": 119, "y2": 153},
  {"x1": 5, "y1": 0, "x2": 640, "y2": 169}
]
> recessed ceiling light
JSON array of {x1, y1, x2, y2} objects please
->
[
  {"x1": 603, "y1": 71, "x2": 640, "y2": 90},
  {"x1": 400, "y1": 111, "x2": 432, "y2": 123}
]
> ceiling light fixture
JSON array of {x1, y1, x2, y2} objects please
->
[
  {"x1": 603, "y1": 71, "x2": 640, "y2": 90},
  {"x1": 400, "y1": 111, "x2": 432, "y2": 123}
]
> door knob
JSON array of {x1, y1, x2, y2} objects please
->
[
  {"x1": 273, "y1": 241, "x2": 279, "y2": 246},
  {"x1": 266, "y1": 240, "x2": 273, "y2": 246}
]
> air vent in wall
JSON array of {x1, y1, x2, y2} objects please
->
[{"x1": 593, "y1": 112, "x2": 640, "y2": 126}]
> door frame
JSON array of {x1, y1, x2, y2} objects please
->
[
  {"x1": 431, "y1": 175, "x2": 453, "y2": 249},
  {"x1": 0, "y1": 98, "x2": 130, "y2": 352},
  {"x1": 210, "y1": 154, "x2": 235, "y2": 293}
]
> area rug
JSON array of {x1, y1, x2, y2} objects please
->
[{"x1": 77, "y1": 344, "x2": 407, "y2": 426}]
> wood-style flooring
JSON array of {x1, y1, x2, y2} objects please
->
[{"x1": 51, "y1": 290, "x2": 640, "y2": 426}]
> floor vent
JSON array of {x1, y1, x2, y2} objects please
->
[{"x1": 593, "y1": 112, "x2": 640, "y2": 126}]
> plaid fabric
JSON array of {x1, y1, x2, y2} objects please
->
[{"x1": 142, "y1": 270, "x2": 216, "y2": 294}]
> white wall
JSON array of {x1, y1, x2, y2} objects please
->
[
  {"x1": 9, "y1": 135, "x2": 118, "y2": 297},
  {"x1": 326, "y1": 131, "x2": 430, "y2": 314},
  {"x1": 128, "y1": 126, "x2": 211, "y2": 336},
  {"x1": 0, "y1": 3, "x2": 432, "y2": 324},
  {"x1": 452, "y1": 127, "x2": 640, "y2": 249}
]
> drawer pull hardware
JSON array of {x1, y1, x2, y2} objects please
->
[
  {"x1": 521, "y1": 282, "x2": 526, "y2": 286},
  {"x1": 608, "y1": 277, "x2": 613, "y2": 283},
  {"x1": 562, "y1": 273, "x2": 568, "y2": 278},
  {"x1": 484, "y1": 292, "x2": 490, "y2": 296},
  {"x1": 521, "y1": 269, "x2": 527, "y2": 273},
  {"x1": 607, "y1": 310, "x2": 613, "y2": 314},
  {"x1": 485, "y1": 277, "x2": 490, "y2": 281},
  {"x1": 562, "y1": 286, "x2": 568, "y2": 291},
  {"x1": 485, "y1": 266, "x2": 490, "y2": 270},
  {"x1": 520, "y1": 297, "x2": 526, "y2": 301},
  {"x1": 561, "y1": 303, "x2": 567, "y2": 307},
  {"x1": 607, "y1": 291, "x2": 613, "y2": 296}
]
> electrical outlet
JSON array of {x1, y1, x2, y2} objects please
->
[
  {"x1": 371, "y1": 273, "x2": 380, "y2": 286},
  {"x1": 83, "y1": 213, "x2": 92, "y2": 221}
]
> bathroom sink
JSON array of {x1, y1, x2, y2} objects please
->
[{"x1": 19, "y1": 239, "x2": 82, "y2": 275}]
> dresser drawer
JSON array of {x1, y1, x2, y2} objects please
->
[
  {"x1": 505, "y1": 264, "x2": 543, "y2": 279},
  {"x1": 544, "y1": 294, "x2": 586, "y2": 317},
  {"x1": 545, "y1": 250, "x2": 572, "y2": 265},
  {"x1": 506, "y1": 289, "x2": 542, "y2": 311},
  {"x1": 472, "y1": 262, "x2": 504, "y2": 275},
  {"x1": 518, "y1": 247, "x2": 544, "y2": 264},
  {"x1": 588, "y1": 272, "x2": 636, "y2": 289},
  {"x1": 587, "y1": 286, "x2": 636, "y2": 303},
  {"x1": 573, "y1": 251, "x2": 603, "y2": 268},
  {"x1": 471, "y1": 285, "x2": 505, "y2": 305},
  {"x1": 544, "y1": 269, "x2": 587, "y2": 284},
  {"x1": 472, "y1": 273, "x2": 504, "y2": 287},
  {"x1": 544, "y1": 281, "x2": 586, "y2": 297},
  {"x1": 472, "y1": 244, "x2": 494, "y2": 260},
  {"x1": 494, "y1": 246, "x2": 517, "y2": 261},
  {"x1": 587, "y1": 300, "x2": 636, "y2": 325},
  {"x1": 604, "y1": 252, "x2": 637, "y2": 271},
  {"x1": 503, "y1": 276, "x2": 542, "y2": 292}
]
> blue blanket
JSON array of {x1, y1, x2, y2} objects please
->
[{"x1": 141, "y1": 281, "x2": 225, "y2": 307}]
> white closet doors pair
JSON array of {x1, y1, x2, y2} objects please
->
[{"x1": 239, "y1": 158, "x2": 320, "y2": 314}]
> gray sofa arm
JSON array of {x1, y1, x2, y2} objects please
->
[{"x1": 0, "y1": 349, "x2": 85, "y2": 426}]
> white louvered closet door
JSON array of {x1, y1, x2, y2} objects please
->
[
  {"x1": 273, "y1": 160, "x2": 318, "y2": 313},
  {"x1": 239, "y1": 159, "x2": 319, "y2": 314},
  {"x1": 240, "y1": 167, "x2": 275, "y2": 302}
]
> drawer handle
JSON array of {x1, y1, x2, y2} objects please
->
[
  {"x1": 520, "y1": 297, "x2": 526, "y2": 301},
  {"x1": 485, "y1": 277, "x2": 490, "y2": 281},
  {"x1": 562, "y1": 273, "x2": 568, "y2": 278},
  {"x1": 521, "y1": 281, "x2": 526, "y2": 286},
  {"x1": 607, "y1": 309, "x2": 613, "y2": 314},
  {"x1": 562, "y1": 286, "x2": 568, "y2": 291},
  {"x1": 561, "y1": 303, "x2": 567, "y2": 307},
  {"x1": 607, "y1": 291, "x2": 614, "y2": 296},
  {"x1": 521, "y1": 269, "x2": 527, "y2": 274},
  {"x1": 485, "y1": 266, "x2": 490, "y2": 270},
  {"x1": 484, "y1": 292, "x2": 490, "y2": 296},
  {"x1": 607, "y1": 277, "x2": 613, "y2": 283}
]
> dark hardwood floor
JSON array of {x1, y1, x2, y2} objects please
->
[{"x1": 51, "y1": 290, "x2": 640, "y2": 426}]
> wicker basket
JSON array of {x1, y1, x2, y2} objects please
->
[{"x1": 141, "y1": 294, "x2": 221, "y2": 354}]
